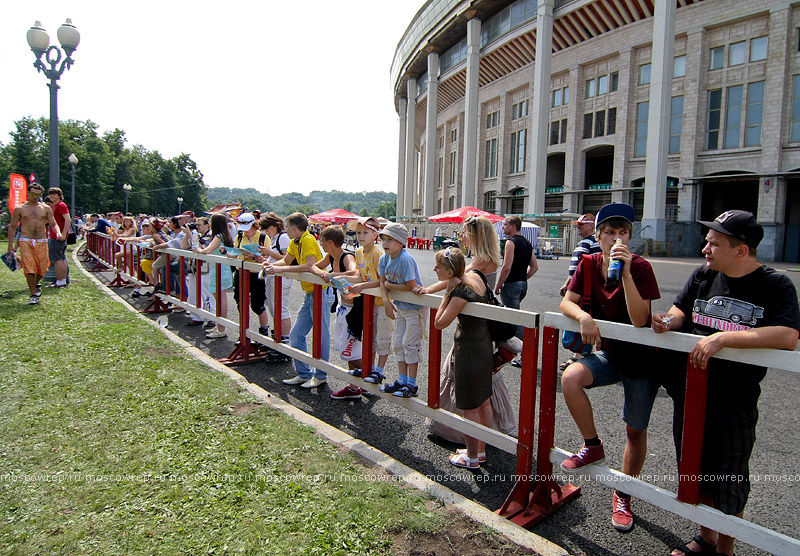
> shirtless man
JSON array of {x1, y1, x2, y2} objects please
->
[{"x1": 7, "y1": 183, "x2": 62, "y2": 304}]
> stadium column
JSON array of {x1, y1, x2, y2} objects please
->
[
  {"x1": 404, "y1": 78, "x2": 418, "y2": 218},
  {"x1": 423, "y1": 51, "x2": 439, "y2": 217},
  {"x1": 527, "y1": 0, "x2": 554, "y2": 215},
  {"x1": 642, "y1": 0, "x2": 676, "y2": 241},
  {"x1": 462, "y1": 17, "x2": 481, "y2": 209},
  {"x1": 397, "y1": 97, "x2": 407, "y2": 219}
]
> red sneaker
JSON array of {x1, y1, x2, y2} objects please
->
[
  {"x1": 560, "y1": 441, "x2": 605, "y2": 472},
  {"x1": 612, "y1": 491, "x2": 633, "y2": 531},
  {"x1": 330, "y1": 386, "x2": 364, "y2": 400}
]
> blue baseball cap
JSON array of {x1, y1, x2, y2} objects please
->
[{"x1": 596, "y1": 203, "x2": 635, "y2": 228}]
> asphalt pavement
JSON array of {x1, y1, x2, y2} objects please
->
[{"x1": 86, "y1": 249, "x2": 800, "y2": 556}]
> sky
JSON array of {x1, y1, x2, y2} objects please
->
[{"x1": 1, "y1": 0, "x2": 425, "y2": 196}]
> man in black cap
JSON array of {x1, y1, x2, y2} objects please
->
[{"x1": 653, "y1": 210, "x2": 800, "y2": 556}]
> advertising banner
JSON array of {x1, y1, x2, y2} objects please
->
[{"x1": 9, "y1": 174, "x2": 28, "y2": 213}]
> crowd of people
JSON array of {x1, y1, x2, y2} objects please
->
[{"x1": 10, "y1": 189, "x2": 798, "y2": 556}]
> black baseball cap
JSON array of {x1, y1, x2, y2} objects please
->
[{"x1": 698, "y1": 210, "x2": 763, "y2": 249}]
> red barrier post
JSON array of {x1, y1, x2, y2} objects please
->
[
  {"x1": 179, "y1": 255, "x2": 187, "y2": 302},
  {"x1": 361, "y1": 293, "x2": 374, "y2": 380},
  {"x1": 427, "y1": 307, "x2": 441, "y2": 409},
  {"x1": 220, "y1": 266, "x2": 267, "y2": 366},
  {"x1": 273, "y1": 275, "x2": 283, "y2": 340},
  {"x1": 164, "y1": 253, "x2": 171, "y2": 296},
  {"x1": 312, "y1": 284, "x2": 322, "y2": 359},
  {"x1": 677, "y1": 360, "x2": 708, "y2": 504},
  {"x1": 195, "y1": 259, "x2": 202, "y2": 310}
]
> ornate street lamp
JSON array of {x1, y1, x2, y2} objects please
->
[
  {"x1": 123, "y1": 183, "x2": 132, "y2": 214},
  {"x1": 68, "y1": 152, "x2": 78, "y2": 225},
  {"x1": 27, "y1": 19, "x2": 80, "y2": 190},
  {"x1": 177, "y1": 196, "x2": 183, "y2": 214}
]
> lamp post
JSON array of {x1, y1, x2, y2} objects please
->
[
  {"x1": 177, "y1": 196, "x2": 183, "y2": 214},
  {"x1": 123, "y1": 183, "x2": 132, "y2": 214},
  {"x1": 68, "y1": 152, "x2": 77, "y2": 226},
  {"x1": 27, "y1": 19, "x2": 80, "y2": 190}
]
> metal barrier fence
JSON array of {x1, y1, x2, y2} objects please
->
[{"x1": 83, "y1": 231, "x2": 800, "y2": 555}]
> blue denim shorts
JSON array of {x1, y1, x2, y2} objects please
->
[{"x1": 582, "y1": 350, "x2": 659, "y2": 431}]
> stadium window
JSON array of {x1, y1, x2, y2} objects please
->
[
  {"x1": 792, "y1": 76, "x2": 800, "y2": 142},
  {"x1": 635, "y1": 102, "x2": 649, "y2": 157},
  {"x1": 585, "y1": 78, "x2": 596, "y2": 98},
  {"x1": 594, "y1": 110, "x2": 606, "y2": 137},
  {"x1": 750, "y1": 37, "x2": 767, "y2": 62},
  {"x1": 484, "y1": 138, "x2": 498, "y2": 178},
  {"x1": 583, "y1": 113, "x2": 593, "y2": 139},
  {"x1": 606, "y1": 108, "x2": 616, "y2": 135},
  {"x1": 560, "y1": 119, "x2": 568, "y2": 143},
  {"x1": 669, "y1": 96, "x2": 684, "y2": 154},
  {"x1": 510, "y1": 129, "x2": 527, "y2": 173},
  {"x1": 673, "y1": 55, "x2": 686, "y2": 78},
  {"x1": 710, "y1": 46, "x2": 724, "y2": 70},
  {"x1": 609, "y1": 72, "x2": 618, "y2": 92},
  {"x1": 486, "y1": 110, "x2": 499, "y2": 129},
  {"x1": 639, "y1": 64, "x2": 651, "y2": 86},
  {"x1": 724, "y1": 85, "x2": 743, "y2": 148},
  {"x1": 729, "y1": 41, "x2": 745, "y2": 66},
  {"x1": 706, "y1": 89, "x2": 722, "y2": 149},
  {"x1": 745, "y1": 81, "x2": 764, "y2": 147}
]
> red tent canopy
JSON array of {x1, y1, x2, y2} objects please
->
[
  {"x1": 428, "y1": 206, "x2": 504, "y2": 223},
  {"x1": 308, "y1": 208, "x2": 360, "y2": 224}
]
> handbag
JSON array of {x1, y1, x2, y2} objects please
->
[
  {"x1": 561, "y1": 256, "x2": 593, "y2": 355},
  {"x1": 474, "y1": 270, "x2": 516, "y2": 343}
]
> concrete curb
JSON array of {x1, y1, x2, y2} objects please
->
[{"x1": 73, "y1": 246, "x2": 569, "y2": 556}]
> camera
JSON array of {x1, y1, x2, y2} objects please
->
[{"x1": 187, "y1": 223, "x2": 197, "y2": 231}]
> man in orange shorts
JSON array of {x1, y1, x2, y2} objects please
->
[{"x1": 7, "y1": 182, "x2": 62, "y2": 305}]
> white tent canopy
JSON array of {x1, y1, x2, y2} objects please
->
[{"x1": 494, "y1": 221, "x2": 539, "y2": 246}]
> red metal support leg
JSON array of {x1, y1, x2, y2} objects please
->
[
  {"x1": 427, "y1": 307, "x2": 441, "y2": 409},
  {"x1": 312, "y1": 284, "x2": 322, "y2": 359},
  {"x1": 677, "y1": 361, "x2": 708, "y2": 504},
  {"x1": 361, "y1": 293, "x2": 374, "y2": 380},
  {"x1": 273, "y1": 276, "x2": 283, "y2": 340},
  {"x1": 220, "y1": 267, "x2": 267, "y2": 366}
]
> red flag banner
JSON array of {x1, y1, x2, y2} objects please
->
[{"x1": 9, "y1": 174, "x2": 27, "y2": 213}]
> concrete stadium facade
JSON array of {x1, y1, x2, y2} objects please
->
[{"x1": 392, "y1": 0, "x2": 800, "y2": 261}]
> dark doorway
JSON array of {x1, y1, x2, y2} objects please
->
[
  {"x1": 699, "y1": 180, "x2": 758, "y2": 222},
  {"x1": 784, "y1": 179, "x2": 800, "y2": 263},
  {"x1": 583, "y1": 146, "x2": 614, "y2": 215}
]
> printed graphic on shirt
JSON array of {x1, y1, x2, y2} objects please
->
[{"x1": 692, "y1": 296, "x2": 765, "y2": 330}]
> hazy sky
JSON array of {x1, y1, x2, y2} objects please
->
[{"x1": 1, "y1": 1, "x2": 424, "y2": 196}]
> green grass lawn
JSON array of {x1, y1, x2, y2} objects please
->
[{"x1": 0, "y1": 244, "x2": 452, "y2": 555}]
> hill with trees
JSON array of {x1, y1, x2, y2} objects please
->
[{"x1": 206, "y1": 188, "x2": 396, "y2": 218}]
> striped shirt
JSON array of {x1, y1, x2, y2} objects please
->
[{"x1": 568, "y1": 234, "x2": 601, "y2": 278}]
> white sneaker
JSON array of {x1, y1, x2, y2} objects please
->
[
  {"x1": 205, "y1": 330, "x2": 226, "y2": 339},
  {"x1": 283, "y1": 376, "x2": 308, "y2": 385},
  {"x1": 29, "y1": 295, "x2": 40, "y2": 305},
  {"x1": 301, "y1": 377, "x2": 327, "y2": 388}
]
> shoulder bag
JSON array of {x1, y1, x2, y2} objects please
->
[{"x1": 474, "y1": 270, "x2": 516, "y2": 343}]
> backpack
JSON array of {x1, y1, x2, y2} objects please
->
[{"x1": 235, "y1": 230, "x2": 268, "y2": 248}]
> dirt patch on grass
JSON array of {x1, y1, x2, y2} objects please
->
[
  {"x1": 391, "y1": 509, "x2": 538, "y2": 556},
  {"x1": 231, "y1": 402, "x2": 259, "y2": 416}
]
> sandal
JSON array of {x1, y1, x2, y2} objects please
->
[
  {"x1": 456, "y1": 448, "x2": 486, "y2": 463},
  {"x1": 672, "y1": 535, "x2": 717, "y2": 556},
  {"x1": 364, "y1": 370, "x2": 385, "y2": 384},
  {"x1": 392, "y1": 384, "x2": 418, "y2": 398},
  {"x1": 449, "y1": 452, "x2": 480, "y2": 469}
]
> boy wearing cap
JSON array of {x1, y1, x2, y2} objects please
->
[
  {"x1": 559, "y1": 213, "x2": 602, "y2": 370},
  {"x1": 377, "y1": 222, "x2": 426, "y2": 398},
  {"x1": 232, "y1": 212, "x2": 271, "y2": 339},
  {"x1": 331, "y1": 217, "x2": 394, "y2": 398},
  {"x1": 652, "y1": 210, "x2": 799, "y2": 556},
  {"x1": 559, "y1": 202, "x2": 661, "y2": 532},
  {"x1": 264, "y1": 212, "x2": 335, "y2": 389}
]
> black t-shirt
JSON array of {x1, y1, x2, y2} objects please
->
[
  {"x1": 673, "y1": 264, "x2": 800, "y2": 409},
  {"x1": 507, "y1": 234, "x2": 533, "y2": 283}
]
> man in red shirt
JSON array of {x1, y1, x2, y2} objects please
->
[{"x1": 46, "y1": 187, "x2": 70, "y2": 287}]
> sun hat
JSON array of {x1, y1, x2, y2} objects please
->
[
  {"x1": 346, "y1": 216, "x2": 380, "y2": 233},
  {"x1": 236, "y1": 212, "x2": 256, "y2": 232},
  {"x1": 698, "y1": 210, "x2": 763, "y2": 250},
  {"x1": 379, "y1": 222, "x2": 408, "y2": 246}
]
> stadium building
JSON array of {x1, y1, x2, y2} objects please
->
[{"x1": 391, "y1": 0, "x2": 800, "y2": 261}]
